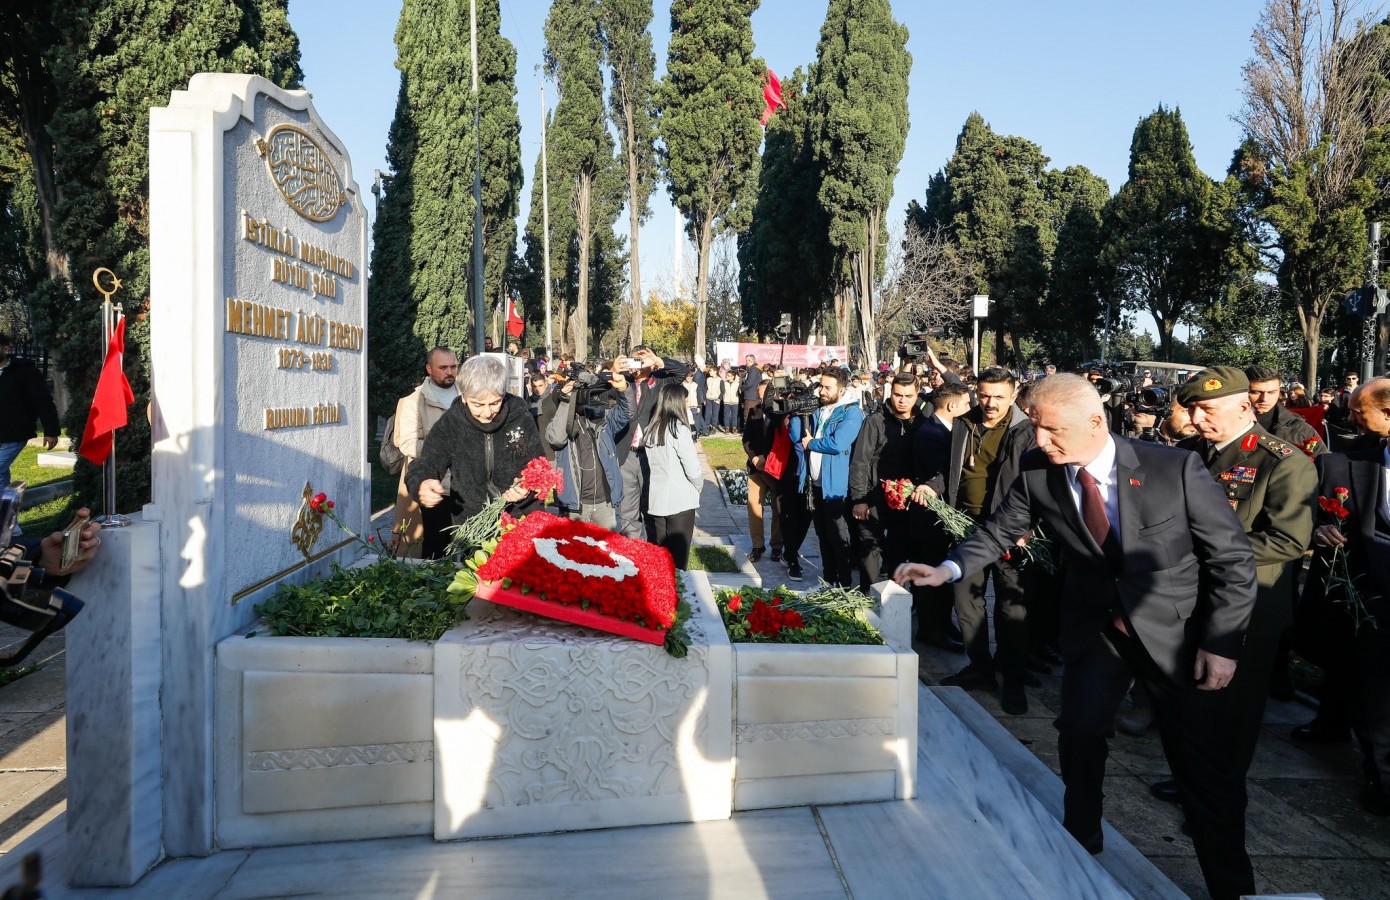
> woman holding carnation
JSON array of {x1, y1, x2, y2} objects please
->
[
  {"x1": 408, "y1": 354, "x2": 544, "y2": 547},
  {"x1": 644, "y1": 382, "x2": 703, "y2": 569}
]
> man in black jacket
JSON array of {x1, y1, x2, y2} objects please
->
[
  {"x1": 0, "y1": 336, "x2": 60, "y2": 490},
  {"x1": 849, "y1": 373, "x2": 923, "y2": 589},
  {"x1": 896, "y1": 374, "x2": 1259, "y2": 900},
  {"x1": 1299, "y1": 377, "x2": 1390, "y2": 816},
  {"x1": 1245, "y1": 365, "x2": 1325, "y2": 457},
  {"x1": 612, "y1": 347, "x2": 688, "y2": 539},
  {"x1": 920, "y1": 367, "x2": 1037, "y2": 713}
]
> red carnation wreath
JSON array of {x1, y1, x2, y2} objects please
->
[{"x1": 475, "y1": 512, "x2": 687, "y2": 650}]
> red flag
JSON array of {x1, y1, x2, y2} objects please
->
[
  {"x1": 506, "y1": 297, "x2": 524, "y2": 338},
  {"x1": 79, "y1": 316, "x2": 134, "y2": 465},
  {"x1": 760, "y1": 69, "x2": 785, "y2": 126}
]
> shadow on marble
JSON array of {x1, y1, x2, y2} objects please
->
[
  {"x1": 1247, "y1": 726, "x2": 1370, "y2": 781},
  {"x1": 0, "y1": 708, "x2": 65, "y2": 770},
  {"x1": 0, "y1": 773, "x2": 64, "y2": 852},
  {"x1": 1245, "y1": 854, "x2": 1390, "y2": 900},
  {"x1": 1252, "y1": 777, "x2": 1390, "y2": 859}
]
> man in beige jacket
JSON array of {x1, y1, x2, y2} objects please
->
[{"x1": 393, "y1": 347, "x2": 461, "y2": 558}]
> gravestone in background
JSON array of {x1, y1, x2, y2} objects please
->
[{"x1": 64, "y1": 73, "x2": 368, "y2": 884}]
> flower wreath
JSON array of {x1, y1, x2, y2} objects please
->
[{"x1": 534, "y1": 535, "x2": 639, "y2": 581}]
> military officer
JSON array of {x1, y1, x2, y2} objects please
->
[
  {"x1": 1147, "y1": 366, "x2": 1317, "y2": 805},
  {"x1": 1245, "y1": 365, "x2": 1326, "y2": 458}
]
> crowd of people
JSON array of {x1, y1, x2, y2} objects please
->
[{"x1": 386, "y1": 338, "x2": 1388, "y2": 900}]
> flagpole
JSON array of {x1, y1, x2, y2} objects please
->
[
  {"x1": 91, "y1": 268, "x2": 131, "y2": 528},
  {"x1": 540, "y1": 82, "x2": 553, "y2": 360}
]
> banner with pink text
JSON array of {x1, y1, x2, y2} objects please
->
[{"x1": 713, "y1": 342, "x2": 848, "y2": 370}]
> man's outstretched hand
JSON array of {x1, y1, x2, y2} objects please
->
[{"x1": 893, "y1": 562, "x2": 950, "y2": 588}]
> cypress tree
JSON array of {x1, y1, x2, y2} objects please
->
[
  {"x1": 600, "y1": 0, "x2": 657, "y2": 347},
  {"x1": 657, "y1": 0, "x2": 764, "y2": 358},
  {"x1": 806, "y1": 0, "x2": 910, "y2": 368},
  {"x1": 371, "y1": 0, "x2": 521, "y2": 410},
  {"x1": 39, "y1": 0, "x2": 301, "y2": 510},
  {"x1": 738, "y1": 69, "x2": 830, "y2": 340},
  {"x1": 1045, "y1": 166, "x2": 1113, "y2": 364}
]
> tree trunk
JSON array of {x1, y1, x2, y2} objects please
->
[
  {"x1": 855, "y1": 215, "x2": 880, "y2": 370},
  {"x1": 623, "y1": 102, "x2": 643, "y2": 348},
  {"x1": 1297, "y1": 302, "x2": 1321, "y2": 392},
  {"x1": 1158, "y1": 315, "x2": 1175, "y2": 362},
  {"x1": 572, "y1": 170, "x2": 593, "y2": 362},
  {"x1": 694, "y1": 215, "x2": 713, "y2": 359}
]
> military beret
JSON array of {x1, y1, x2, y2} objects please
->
[{"x1": 1176, "y1": 366, "x2": 1250, "y2": 406}]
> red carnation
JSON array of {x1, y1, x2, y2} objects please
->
[{"x1": 727, "y1": 594, "x2": 743, "y2": 613}]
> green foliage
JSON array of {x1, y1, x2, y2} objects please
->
[
  {"x1": 1102, "y1": 106, "x2": 1235, "y2": 361},
  {"x1": 804, "y1": 0, "x2": 910, "y2": 366},
  {"x1": 713, "y1": 584, "x2": 883, "y2": 645},
  {"x1": 600, "y1": 0, "x2": 658, "y2": 345},
  {"x1": 739, "y1": 69, "x2": 831, "y2": 340},
  {"x1": 1190, "y1": 277, "x2": 1303, "y2": 371},
  {"x1": 255, "y1": 559, "x2": 463, "y2": 641},
  {"x1": 371, "y1": 0, "x2": 522, "y2": 403},
  {"x1": 640, "y1": 292, "x2": 695, "y2": 358},
  {"x1": 28, "y1": 0, "x2": 301, "y2": 512},
  {"x1": 658, "y1": 0, "x2": 764, "y2": 356},
  {"x1": 1040, "y1": 166, "x2": 1111, "y2": 366}
]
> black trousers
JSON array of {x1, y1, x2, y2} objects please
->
[
  {"x1": 853, "y1": 503, "x2": 915, "y2": 590},
  {"x1": 420, "y1": 502, "x2": 455, "y2": 559},
  {"x1": 951, "y1": 556, "x2": 1028, "y2": 678},
  {"x1": 1356, "y1": 624, "x2": 1390, "y2": 801},
  {"x1": 810, "y1": 489, "x2": 854, "y2": 586},
  {"x1": 1224, "y1": 578, "x2": 1293, "y2": 776},
  {"x1": 647, "y1": 508, "x2": 696, "y2": 570},
  {"x1": 1058, "y1": 626, "x2": 1253, "y2": 900},
  {"x1": 781, "y1": 485, "x2": 813, "y2": 562}
]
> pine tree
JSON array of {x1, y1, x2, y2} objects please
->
[
  {"x1": 658, "y1": 0, "x2": 764, "y2": 358},
  {"x1": 544, "y1": 0, "x2": 617, "y2": 362},
  {"x1": 38, "y1": 0, "x2": 301, "y2": 510},
  {"x1": 600, "y1": 0, "x2": 657, "y2": 347},
  {"x1": 738, "y1": 69, "x2": 830, "y2": 340},
  {"x1": 1103, "y1": 106, "x2": 1233, "y2": 361},
  {"x1": 806, "y1": 0, "x2": 910, "y2": 368}
]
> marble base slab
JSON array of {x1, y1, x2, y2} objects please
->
[
  {"x1": 732, "y1": 583, "x2": 916, "y2": 811},
  {"x1": 434, "y1": 571, "x2": 733, "y2": 839},
  {"x1": 214, "y1": 635, "x2": 435, "y2": 848},
  {"x1": 63, "y1": 518, "x2": 163, "y2": 887}
]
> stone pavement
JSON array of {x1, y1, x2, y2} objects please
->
[{"x1": 689, "y1": 435, "x2": 1389, "y2": 899}]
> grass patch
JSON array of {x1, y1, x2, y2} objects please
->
[
  {"x1": 10, "y1": 445, "x2": 73, "y2": 489},
  {"x1": 701, "y1": 438, "x2": 747, "y2": 471},
  {"x1": 687, "y1": 544, "x2": 740, "y2": 573},
  {"x1": 18, "y1": 494, "x2": 75, "y2": 536},
  {"x1": 0, "y1": 665, "x2": 38, "y2": 688}
]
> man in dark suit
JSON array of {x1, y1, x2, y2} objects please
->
[
  {"x1": 910, "y1": 382, "x2": 969, "y2": 648},
  {"x1": 896, "y1": 374, "x2": 1258, "y2": 900},
  {"x1": 612, "y1": 346, "x2": 688, "y2": 539},
  {"x1": 1302, "y1": 376, "x2": 1390, "y2": 816}
]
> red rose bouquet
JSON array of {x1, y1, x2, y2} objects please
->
[{"x1": 1318, "y1": 487, "x2": 1376, "y2": 632}]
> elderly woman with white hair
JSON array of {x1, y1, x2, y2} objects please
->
[{"x1": 408, "y1": 353, "x2": 544, "y2": 528}]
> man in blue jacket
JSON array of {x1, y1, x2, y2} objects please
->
[{"x1": 789, "y1": 368, "x2": 864, "y2": 586}]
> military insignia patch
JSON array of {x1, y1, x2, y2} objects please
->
[
  {"x1": 1220, "y1": 466, "x2": 1258, "y2": 485},
  {"x1": 1204, "y1": 378, "x2": 1222, "y2": 392},
  {"x1": 1241, "y1": 433, "x2": 1259, "y2": 451}
]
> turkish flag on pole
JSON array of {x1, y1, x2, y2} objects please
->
[
  {"x1": 760, "y1": 69, "x2": 785, "y2": 126},
  {"x1": 506, "y1": 297, "x2": 524, "y2": 338},
  {"x1": 79, "y1": 315, "x2": 135, "y2": 465}
]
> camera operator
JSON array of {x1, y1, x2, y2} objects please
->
[
  {"x1": 789, "y1": 369, "x2": 864, "y2": 587},
  {"x1": 546, "y1": 365, "x2": 631, "y2": 530},
  {"x1": 739, "y1": 354, "x2": 764, "y2": 429},
  {"x1": 22, "y1": 508, "x2": 102, "y2": 582},
  {"x1": 613, "y1": 347, "x2": 689, "y2": 540},
  {"x1": 1245, "y1": 365, "x2": 1325, "y2": 457}
]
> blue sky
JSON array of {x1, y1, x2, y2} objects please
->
[{"x1": 290, "y1": 0, "x2": 1262, "y2": 302}]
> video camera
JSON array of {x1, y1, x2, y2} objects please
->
[
  {"x1": 0, "y1": 485, "x2": 84, "y2": 668},
  {"x1": 900, "y1": 328, "x2": 943, "y2": 360},
  {"x1": 560, "y1": 364, "x2": 618, "y2": 418},
  {"x1": 762, "y1": 375, "x2": 821, "y2": 418}
]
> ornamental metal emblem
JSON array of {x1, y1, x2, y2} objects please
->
[
  {"x1": 256, "y1": 123, "x2": 347, "y2": 223},
  {"x1": 290, "y1": 481, "x2": 324, "y2": 559},
  {"x1": 507, "y1": 427, "x2": 524, "y2": 448}
]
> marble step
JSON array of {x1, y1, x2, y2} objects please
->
[{"x1": 932, "y1": 685, "x2": 1187, "y2": 900}]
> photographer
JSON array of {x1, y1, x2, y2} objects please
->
[
  {"x1": 742, "y1": 402, "x2": 787, "y2": 564},
  {"x1": 739, "y1": 354, "x2": 764, "y2": 429},
  {"x1": 546, "y1": 365, "x2": 631, "y2": 530}
]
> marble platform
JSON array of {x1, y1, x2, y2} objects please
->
[
  {"x1": 4, "y1": 684, "x2": 1186, "y2": 899},
  {"x1": 433, "y1": 574, "x2": 732, "y2": 839}
]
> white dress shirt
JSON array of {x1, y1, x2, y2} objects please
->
[{"x1": 941, "y1": 435, "x2": 1120, "y2": 582}]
